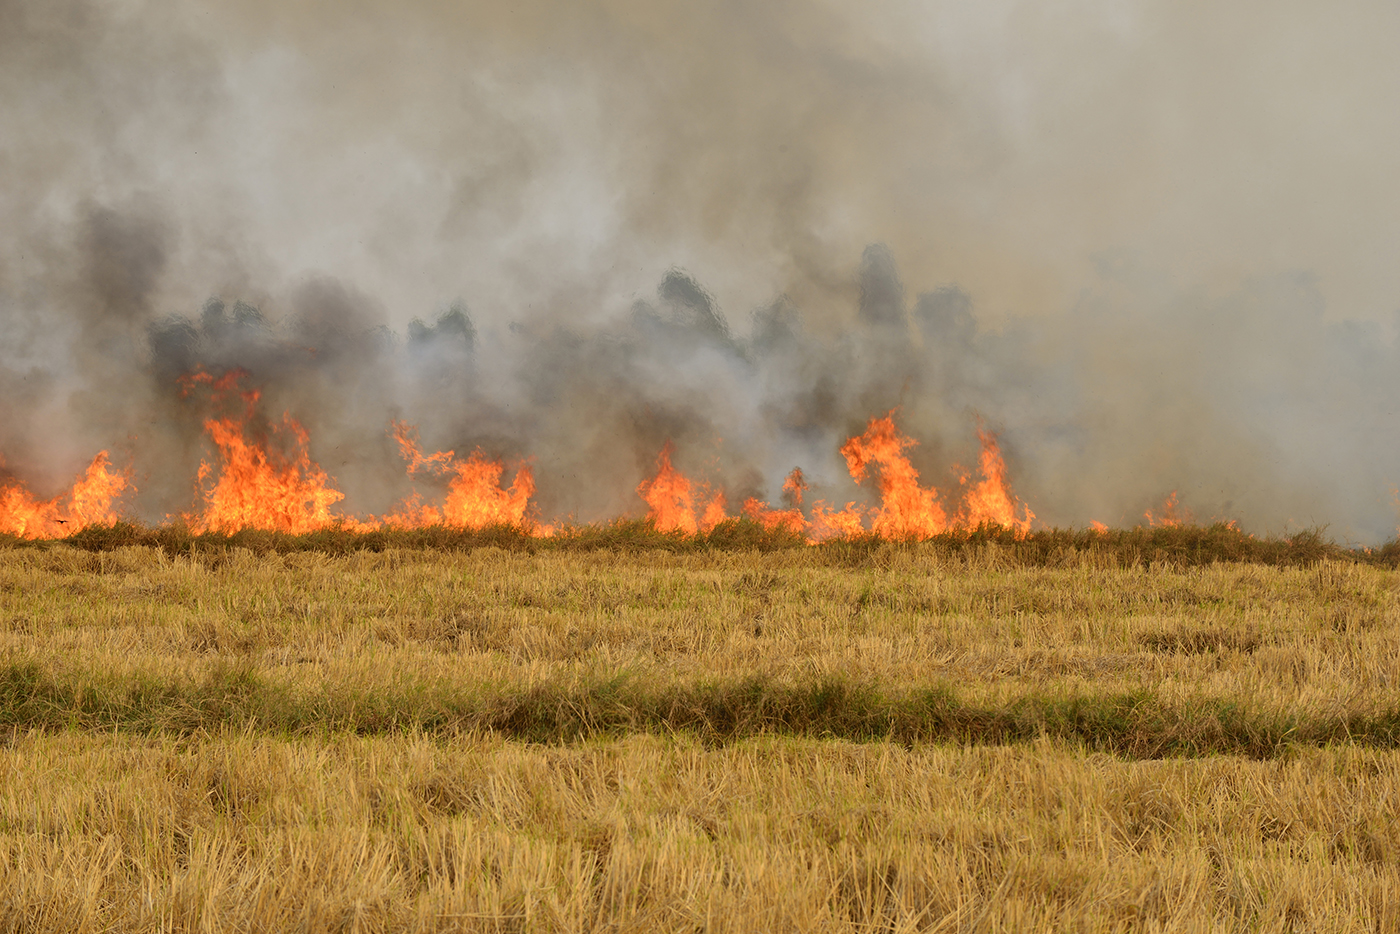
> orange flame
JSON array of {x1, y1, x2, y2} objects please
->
[
  {"x1": 1090, "y1": 520, "x2": 1108, "y2": 533},
  {"x1": 385, "y1": 421, "x2": 535, "y2": 529},
  {"x1": 4, "y1": 369, "x2": 1043, "y2": 541},
  {"x1": 1144, "y1": 491, "x2": 1190, "y2": 528},
  {"x1": 833, "y1": 412, "x2": 1034, "y2": 539},
  {"x1": 741, "y1": 468, "x2": 810, "y2": 534},
  {"x1": 636, "y1": 441, "x2": 726, "y2": 534},
  {"x1": 840, "y1": 413, "x2": 948, "y2": 538},
  {"x1": 783, "y1": 467, "x2": 809, "y2": 506},
  {"x1": 187, "y1": 414, "x2": 346, "y2": 535},
  {"x1": 637, "y1": 441, "x2": 695, "y2": 534},
  {"x1": 956, "y1": 427, "x2": 1035, "y2": 534},
  {"x1": 0, "y1": 451, "x2": 131, "y2": 539},
  {"x1": 809, "y1": 501, "x2": 868, "y2": 540},
  {"x1": 67, "y1": 452, "x2": 132, "y2": 527},
  {"x1": 180, "y1": 369, "x2": 350, "y2": 533},
  {"x1": 179, "y1": 371, "x2": 541, "y2": 534},
  {"x1": 700, "y1": 491, "x2": 728, "y2": 532}
]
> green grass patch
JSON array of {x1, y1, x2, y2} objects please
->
[{"x1": 3, "y1": 660, "x2": 1398, "y2": 758}]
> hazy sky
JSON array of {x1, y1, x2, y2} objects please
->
[{"x1": 4, "y1": 0, "x2": 1400, "y2": 539}]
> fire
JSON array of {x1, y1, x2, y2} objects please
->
[
  {"x1": 809, "y1": 501, "x2": 868, "y2": 540},
  {"x1": 385, "y1": 421, "x2": 535, "y2": 529},
  {"x1": 0, "y1": 451, "x2": 131, "y2": 539},
  {"x1": 180, "y1": 373, "x2": 539, "y2": 534},
  {"x1": 741, "y1": 468, "x2": 809, "y2": 534},
  {"x1": 67, "y1": 452, "x2": 132, "y2": 527},
  {"x1": 183, "y1": 371, "x2": 347, "y2": 534},
  {"x1": 955, "y1": 427, "x2": 1035, "y2": 534},
  {"x1": 1090, "y1": 520, "x2": 1108, "y2": 533},
  {"x1": 700, "y1": 492, "x2": 728, "y2": 533},
  {"x1": 834, "y1": 412, "x2": 1033, "y2": 539},
  {"x1": 783, "y1": 467, "x2": 809, "y2": 505},
  {"x1": 838, "y1": 413, "x2": 947, "y2": 537},
  {"x1": 636, "y1": 440, "x2": 725, "y2": 534},
  {"x1": 1144, "y1": 491, "x2": 1190, "y2": 528},
  {"x1": 3, "y1": 372, "x2": 1043, "y2": 542}
]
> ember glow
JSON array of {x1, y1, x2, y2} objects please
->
[{"x1": 0, "y1": 376, "x2": 1041, "y2": 541}]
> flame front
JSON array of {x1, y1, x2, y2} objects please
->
[
  {"x1": 1144, "y1": 491, "x2": 1190, "y2": 528},
  {"x1": 188, "y1": 404, "x2": 347, "y2": 535},
  {"x1": 956, "y1": 428, "x2": 1035, "y2": 534},
  {"x1": 385, "y1": 421, "x2": 535, "y2": 530},
  {"x1": 0, "y1": 451, "x2": 131, "y2": 539},
  {"x1": 833, "y1": 413, "x2": 1034, "y2": 538},
  {"x1": 178, "y1": 375, "x2": 538, "y2": 534},
  {"x1": 636, "y1": 441, "x2": 725, "y2": 534},
  {"x1": 742, "y1": 467, "x2": 809, "y2": 535},
  {"x1": 635, "y1": 415, "x2": 1034, "y2": 540},
  {"x1": 838, "y1": 413, "x2": 948, "y2": 537},
  {"x1": 3, "y1": 374, "x2": 1044, "y2": 541}
]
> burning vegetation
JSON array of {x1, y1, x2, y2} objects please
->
[
  {"x1": 0, "y1": 367, "x2": 1042, "y2": 542},
  {"x1": 0, "y1": 452, "x2": 129, "y2": 540},
  {"x1": 0, "y1": 254, "x2": 1310, "y2": 545}
]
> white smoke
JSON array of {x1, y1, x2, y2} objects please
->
[{"x1": 3, "y1": 0, "x2": 1399, "y2": 540}]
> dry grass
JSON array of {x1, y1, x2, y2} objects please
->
[
  {"x1": 3, "y1": 732, "x2": 1399, "y2": 932},
  {"x1": 2, "y1": 541, "x2": 1399, "y2": 930},
  {"x1": 2, "y1": 544, "x2": 1397, "y2": 713}
]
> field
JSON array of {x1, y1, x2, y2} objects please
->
[{"x1": 2, "y1": 526, "x2": 1399, "y2": 932}]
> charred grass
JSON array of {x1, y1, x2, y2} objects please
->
[{"x1": 3, "y1": 537, "x2": 1400, "y2": 930}]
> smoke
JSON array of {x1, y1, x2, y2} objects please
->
[{"x1": 4, "y1": 0, "x2": 1400, "y2": 540}]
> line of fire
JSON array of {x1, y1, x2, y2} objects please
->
[{"x1": 0, "y1": 368, "x2": 1054, "y2": 542}]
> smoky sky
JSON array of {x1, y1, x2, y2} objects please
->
[{"x1": 4, "y1": 0, "x2": 1400, "y2": 541}]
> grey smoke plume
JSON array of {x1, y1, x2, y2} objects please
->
[{"x1": 4, "y1": 0, "x2": 1400, "y2": 540}]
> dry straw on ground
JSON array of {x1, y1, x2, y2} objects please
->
[{"x1": 1, "y1": 534, "x2": 1398, "y2": 931}]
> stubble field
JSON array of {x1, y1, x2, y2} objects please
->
[{"x1": 2, "y1": 527, "x2": 1398, "y2": 932}]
